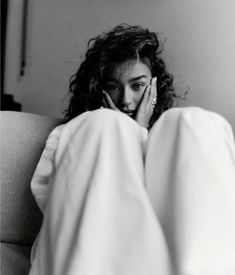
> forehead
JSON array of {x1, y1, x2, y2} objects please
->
[{"x1": 108, "y1": 59, "x2": 152, "y2": 80}]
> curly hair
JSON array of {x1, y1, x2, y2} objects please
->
[{"x1": 64, "y1": 24, "x2": 177, "y2": 128}]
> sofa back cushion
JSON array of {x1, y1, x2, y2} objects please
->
[{"x1": 0, "y1": 111, "x2": 63, "y2": 245}]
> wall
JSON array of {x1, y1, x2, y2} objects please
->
[{"x1": 4, "y1": 0, "x2": 235, "y2": 130}]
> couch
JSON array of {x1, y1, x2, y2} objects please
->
[{"x1": 0, "y1": 111, "x2": 63, "y2": 275}]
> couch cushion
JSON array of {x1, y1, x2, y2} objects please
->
[
  {"x1": 0, "y1": 111, "x2": 63, "y2": 245},
  {"x1": 1, "y1": 242, "x2": 31, "y2": 275}
]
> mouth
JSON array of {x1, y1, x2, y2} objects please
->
[{"x1": 121, "y1": 110, "x2": 136, "y2": 118}]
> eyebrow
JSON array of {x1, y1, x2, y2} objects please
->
[
  {"x1": 129, "y1": 75, "x2": 148, "y2": 82},
  {"x1": 106, "y1": 75, "x2": 148, "y2": 82}
]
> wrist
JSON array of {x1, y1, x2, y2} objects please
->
[{"x1": 136, "y1": 118, "x2": 149, "y2": 129}]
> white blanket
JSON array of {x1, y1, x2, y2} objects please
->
[{"x1": 29, "y1": 107, "x2": 235, "y2": 275}]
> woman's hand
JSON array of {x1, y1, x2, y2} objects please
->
[
  {"x1": 102, "y1": 77, "x2": 157, "y2": 128},
  {"x1": 102, "y1": 91, "x2": 120, "y2": 111},
  {"x1": 135, "y1": 77, "x2": 157, "y2": 128}
]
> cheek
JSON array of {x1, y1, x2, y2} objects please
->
[
  {"x1": 133, "y1": 90, "x2": 145, "y2": 106},
  {"x1": 107, "y1": 91, "x2": 121, "y2": 105}
]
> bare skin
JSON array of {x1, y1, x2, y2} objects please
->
[{"x1": 102, "y1": 59, "x2": 157, "y2": 128}]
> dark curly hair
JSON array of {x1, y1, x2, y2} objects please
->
[{"x1": 64, "y1": 24, "x2": 177, "y2": 128}]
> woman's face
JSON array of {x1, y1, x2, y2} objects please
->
[{"x1": 104, "y1": 59, "x2": 152, "y2": 116}]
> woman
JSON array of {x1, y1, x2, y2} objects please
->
[
  {"x1": 64, "y1": 24, "x2": 176, "y2": 129},
  {"x1": 29, "y1": 24, "x2": 235, "y2": 275}
]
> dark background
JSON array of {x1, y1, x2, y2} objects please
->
[
  {"x1": 1, "y1": 0, "x2": 21, "y2": 110},
  {"x1": 1, "y1": 0, "x2": 8, "y2": 99}
]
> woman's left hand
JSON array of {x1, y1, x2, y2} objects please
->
[{"x1": 135, "y1": 77, "x2": 157, "y2": 128}]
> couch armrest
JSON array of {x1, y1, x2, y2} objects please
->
[
  {"x1": 0, "y1": 242, "x2": 31, "y2": 275},
  {"x1": 0, "y1": 111, "x2": 63, "y2": 245}
]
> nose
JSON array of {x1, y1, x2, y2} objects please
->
[{"x1": 121, "y1": 87, "x2": 132, "y2": 108}]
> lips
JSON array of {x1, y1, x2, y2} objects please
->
[{"x1": 121, "y1": 110, "x2": 136, "y2": 117}]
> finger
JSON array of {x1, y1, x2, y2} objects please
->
[
  {"x1": 148, "y1": 77, "x2": 157, "y2": 110},
  {"x1": 102, "y1": 90, "x2": 109, "y2": 108},
  {"x1": 154, "y1": 77, "x2": 157, "y2": 100},
  {"x1": 149, "y1": 77, "x2": 157, "y2": 102},
  {"x1": 102, "y1": 97, "x2": 109, "y2": 108},
  {"x1": 103, "y1": 90, "x2": 119, "y2": 110}
]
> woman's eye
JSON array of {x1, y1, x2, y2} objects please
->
[
  {"x1": 132, "y1": 83, "x2": 145, "y2": 91},
  {"x1": 106, "y1": 84, "x2": 119, "y2": 92}
]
